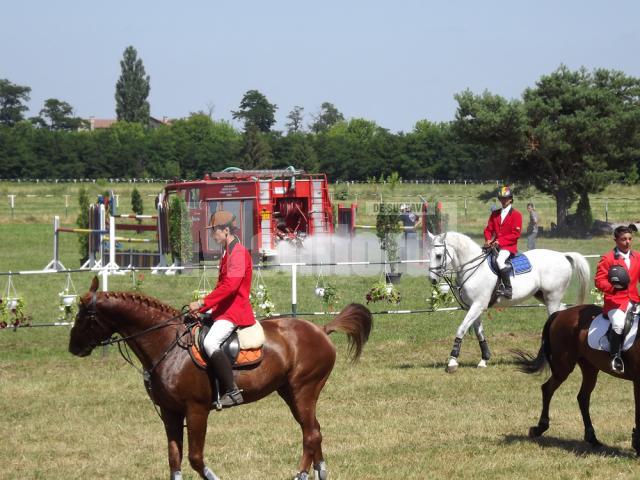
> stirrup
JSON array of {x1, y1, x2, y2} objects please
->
[
  {"x1": 497, "y1": 286, "x2": 512, "y2": 299},
  {"x1": 219, "y1": 388, "x2": 244, "y2": 408},
  {"x1": 612, "y1": 356, "x2": 625, "y2": 374}
]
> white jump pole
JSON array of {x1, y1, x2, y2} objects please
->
[{"x1": 291, "y1": 263, "x2": 298, "y2": 317}]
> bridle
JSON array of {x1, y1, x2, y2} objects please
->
[
  {"x1": 78, "y1": 292, "x2": 191, "y2": 419},
  {"x1": 428, "y1": 234, "x2": 493, "y2": 309}
]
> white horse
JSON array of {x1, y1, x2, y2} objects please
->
[{"x1": 427, "y1": 231, "x2": 590, "y2": 373}]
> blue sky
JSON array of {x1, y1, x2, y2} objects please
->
[{"x1": 2, "y1": 0, "x2": 639, "y2": 133}]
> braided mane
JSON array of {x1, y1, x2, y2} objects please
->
[{"x1": 101, "y1": 291, "x2": 180, "y2": 315}]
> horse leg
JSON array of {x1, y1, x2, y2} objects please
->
[
  {"x1": 162, "y1": 409, "x2": 185, "y2": 480},
  {"x1": 185, "y1": 407, "x2": 219, "y2": 480},
  {"x1": 278, "y1": 384, "x2": 326, "y2": 480},
  {"x1": 576, "y1": 360, "x2": 601, "y2": 446},
  {"x1": 633, "y1": 381, "x2": 640, "y2": 455},
  {"x1": 529, "y1": 375, "x2": 563, "y2": 437},
  {"x1": 473, "y1": 318, "x2": 491, "y2": 368},
  {"x1": 447, "y1": 304, "x2": 484, "y2": 373}
]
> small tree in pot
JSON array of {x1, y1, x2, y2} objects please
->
[
  {"x1": 376, "y1": 202, "x2": 402, "y2": 280},
  {"x1": 169, "y1": 195, "x2": 193, "y2": 267}
]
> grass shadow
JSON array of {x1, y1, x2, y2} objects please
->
[
  {"x1": 501, "y1": 433, "x2": 636, "y2": 458},
  {"x1": 395, "y1": 357, "x2": 532, "y2": 371}
]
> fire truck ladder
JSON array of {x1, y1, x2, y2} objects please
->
[{"x1": 310, "y1": 179, "x2": 331, "y2": 234}]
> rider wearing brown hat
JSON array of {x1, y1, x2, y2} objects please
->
[{"x1": 189, "y1": 210, "x2": 256, "y2": 408}]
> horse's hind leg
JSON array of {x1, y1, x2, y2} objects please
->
[
  {"x1": 473, "y1": 318, "x2": 491, "y2": 368},
  {"x1": 162, "y1": 409, "x2": 185, "y2": 480},
  {"x1": 529, "y1": 375, "x2": 563, "y2": 437},
  {"x1": 278, "y1": 383, "x2": 327, "y2": 480},
  {"x1": 576, "y1": 360, "x2": 601, "y2": 446}
]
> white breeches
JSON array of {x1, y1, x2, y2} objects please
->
[
  {"x1": 496, "y1": 249, "x2": 511, "y2": 270},
  {"x1": 203, "y1": 319, "x2": 236, "y2": 356},
  {"x1": 607, "y1": 306, "x2": 631, "y2": 335}
]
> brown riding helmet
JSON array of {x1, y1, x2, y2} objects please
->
[{"x1": 206, "y1": 210, "x2": 236, "y2": 230}]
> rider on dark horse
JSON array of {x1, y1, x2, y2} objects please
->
[
  {"x1": 595, "y1": 225, "x2": 640, "y2": 374},
  {"x1": 483, "y1": 185, "x2": 523, "y2": 299},
  {"x1": 189, "y1": 210, "x2": 256, "y2": 408}
]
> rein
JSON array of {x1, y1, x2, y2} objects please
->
[
  {"x1": 84, "y1": 294, "x2": 192, "y2": 420},
  {"x1": 429, "y1": 240, "x2": 493, "y2": 310}
]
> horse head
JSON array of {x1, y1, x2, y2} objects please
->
[
  {"x1": 68, "y1": 277, "x2": 115, "y2": 357},
  {"x1": 427, "y1": 231, "x2": 450, "y2": 284}
]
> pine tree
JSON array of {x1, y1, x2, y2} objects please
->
[{"x1": 115, "y1": 46, "x2": 151, "y2": 124}]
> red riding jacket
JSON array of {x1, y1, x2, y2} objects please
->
[
  {"x1": 483, "y1": 207, "x2": 523, "y2": 254},
  {"x1": 199, "y1": 238, "x2": 256, "y2": 327},
  {"x1": 595, "y1": 248, "x2": 640, "y2": 313}
]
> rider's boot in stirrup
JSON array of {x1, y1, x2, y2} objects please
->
[
  {"x1": 208, "y1": 350, "x2": 244, "y2": 408},
  {"x1": 497, "y1": 267, "x2": 513, "y2": 299},
  {"x1": 609, "y1": 330, "x2": 625, "y2": 373}
]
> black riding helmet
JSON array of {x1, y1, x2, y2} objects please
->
[{"x1": 608, "y1": 265, "x2": 630, "y2": 290}]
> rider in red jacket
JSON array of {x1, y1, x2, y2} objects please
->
[
  {"x1": 189, "y1": 210, "x2": 256, "y2": 408},
  {"x1": 483, "y1": 186, "x2": 522, "y2": 299},
  {"x1": 594, "y1": 225, "x2": 640, "y2": 373}
]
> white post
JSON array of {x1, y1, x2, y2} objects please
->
[
  {"x1": 8, "y1": 194, "x2": 15, "y2": 219},
  {"x1": 291, "y1": 263, "x2": 298, "y2": 317},
  {"x1": 43, "y1": 216, "x2": 65, "y2": 271},
  {"x1": 64, "y1": 194, "x2": 69, "y2": 218}
]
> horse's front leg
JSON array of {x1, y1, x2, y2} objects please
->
[
  {"x1": 162, "y1": 408, "x2": 185, "y2": 480},
  {"x1": 473, "y1": 318, "x2": 491, "y2": 368},
  {"x1": 446, "y1": 303, "x2": 484, "y2": 373},
  {"x1": 186, "y1": 406, "x2": 220, "y2": 480}
]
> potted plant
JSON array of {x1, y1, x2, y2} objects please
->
[
  {"x1": 376, "y1": 202, "x2": 402, "y2": 283},
  {"x1": 0, "y1": 297, "x2": 30, "y2": 328},
  {"x1": 317, "y1": 283, "x2": 339, "y2": 311},
  {"x1": 427, "y1": 282, "x2": 455, "y2": 310},
  {"x1": 365, "y1": 281, "x2": 401, "y2": 305},
  {"x1": 250, "y1": 283, "x2": 275, "y2": 317}
]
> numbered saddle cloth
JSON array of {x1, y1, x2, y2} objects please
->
[{"x1": 587, "y1": 313, "x2": 639, "y2": 352}]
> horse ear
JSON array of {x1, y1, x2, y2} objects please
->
[
  {"x1": 90, "y1": 276, "x2": 99, "y2": 293},
  {"x1": 426, "y1": 230, "x2": 435, "y2": 242}
]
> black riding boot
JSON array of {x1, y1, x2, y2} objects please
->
[
  {"x1": 609, "y1": 331, "x2": 624, "y2": 373},
  {"x1": 208, "y1": 350, "x2": 244, "y2": 408},
  {"x1": 497, "y1": 267, "x2": 513, "y2": 299}
]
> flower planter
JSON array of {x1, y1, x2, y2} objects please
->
[
  {"x1": 5, "y1": 298, "x2": 19, "y2": 311},
  {"x1": 385, "y1": 272, "x2": 402, "y2": 285},
  {"x1": 315, "y1": 287, "x2": 326, "y2": 298},
  {"x1": 61, "y1": 294, "x2": 77, "y2": 307}
]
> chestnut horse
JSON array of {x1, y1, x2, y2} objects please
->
[
  {"x1": 68, "y1": 278, "x2": 372, "y2": 480},
  {"x1": 513, "y1": 304, "x2": 640, "y2": 454}
]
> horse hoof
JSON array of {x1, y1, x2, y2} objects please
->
[
  {"x1": 477, "y1": 359, "x2": 487, "y2": 368},
  {"x1": 314, "y1": 460, "x2": 327, "y2": 480},
  {"x1": 294, "y1": 472, "x2": 310, "y2": 480},
  {"x1": 445, "y1": 357, "x2": 459, "y2": 373},
  {"x1": 529, "y1": 425, "x2": 547, "y2": 438},
  {"x1": 584, "y1": 428, "x2": 601, "y2": 447}
]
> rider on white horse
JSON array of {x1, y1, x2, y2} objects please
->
[
  {"x1": 483, "y1": 185, "x2": 523, "y2": 299},
  {"x1": 594, "y1": 225, "x2": 640, "y2": 373}
]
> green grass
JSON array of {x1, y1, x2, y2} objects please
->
[{"x1": 1, "y1": 183, "x2": 640, "y2": 479}]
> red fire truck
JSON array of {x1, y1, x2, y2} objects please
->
[{"x1": 164, "y1": 167, "x2": 335, "y2": 260}]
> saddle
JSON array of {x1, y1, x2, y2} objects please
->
[
  {"x1": 588, "y1": 302, "x2": 640, "y2": 353},
  {"x1": 188, "y1": 320, "x2": 265, "y2": 370},
  {"x1": 486, "y1": 251, "x2": 532, "y2": 276}
]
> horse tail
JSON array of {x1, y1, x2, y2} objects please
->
[
  {"x1": 563, "y1": 252, "x2": 590, "y2": 304},
  {"x1": 323, "y1": 303, "x2": 373, "y2": 362},
  {"x1": 512, "y1": 311, "x2": 558, "y2": 374}
]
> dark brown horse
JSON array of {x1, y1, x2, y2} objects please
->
[
  {"x1": 513, "y1": 304, "x2": 640, "y2": 454},
  {"x1": 68, "y1": 278, "x2": 372, "y2": 480}
]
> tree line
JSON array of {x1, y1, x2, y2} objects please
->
[{"x1": 2, "y1": 45, "x2": 640, "y2": 232}]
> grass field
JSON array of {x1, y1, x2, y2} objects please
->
[{"x1": 1, "y1": 182, "x2": 640, "y2": 479}]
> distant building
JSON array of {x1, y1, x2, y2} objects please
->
[{"x1": 85, "y1": 116, "x2": 173, "y2": 131}]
